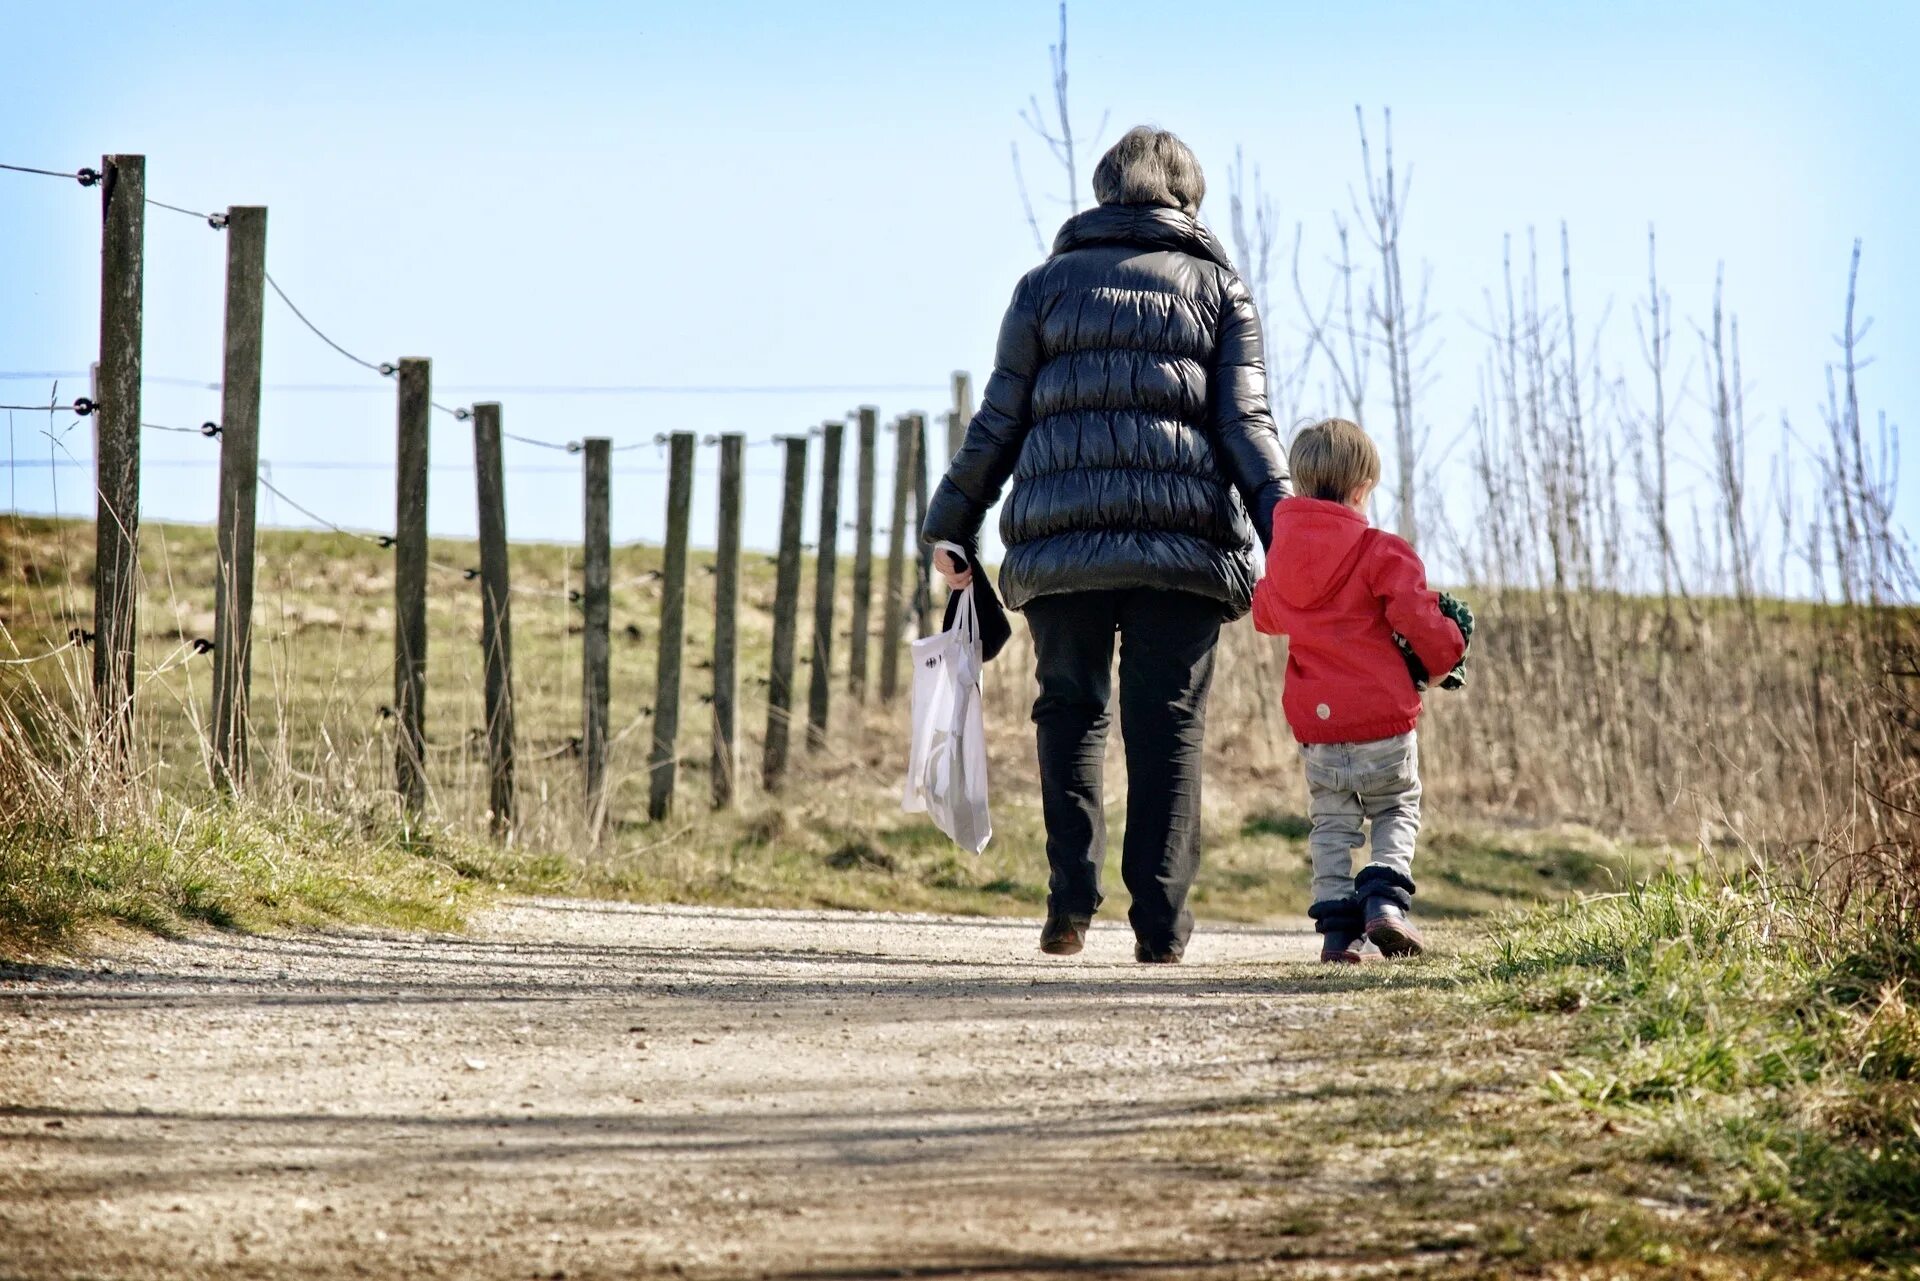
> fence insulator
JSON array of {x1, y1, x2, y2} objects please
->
[
  {"x1": 207, "y1": 212, "x2": 228, "y2": 230},
  {"x1": 377, "y1": 535, "x2": 396, "y2": 548},
  {"x1": 190, "y1": 637, "x2": 215, "y2": 654},
  {"x1": 377, "y1": 362, "x2": 396, "y2": 377},
  {"x1": 453, "y1": 407, "x2": 472, "y2": 422},
  {"x1": 73, "y1": 397, "x2": 96, "y2": 417},
  {"x1": 376, "y1": 704, "x2": 393, "y2": 719},
  {"x1": 463, "y1": 567, "x2": 481, "y2": 581},
  {"x1": 567, "y1": 588, "x2": 582, "y2": 604},
  {"x1": 77, "y1": 168, "x2": 100, "y2": 187},
  {"x1": 199, "y1": 422, "x2": 221, "y2": 437},
  {"x1": 566, "y1": 440, "x2": 584, "y2": 454},
  {"x1": 67, "y1": 628, "x2": 94, "y2": 645}
]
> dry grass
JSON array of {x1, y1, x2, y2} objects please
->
[{"x1": 0, "y1": 514, "x2": 1667, "y2": 956}]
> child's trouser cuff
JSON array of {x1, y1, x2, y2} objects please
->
[
  {"x1": 1355, "y1": 865, "x2": 1416, "y2": 912},
  {"x1": 1308, "y1": 895, "x2": 1364, "y2": 935}
]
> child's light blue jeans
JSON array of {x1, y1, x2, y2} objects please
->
[{"x1": 1300, "y1": 730, "x2": 1421, "y2": 906}]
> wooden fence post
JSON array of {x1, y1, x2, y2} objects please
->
[
  {"x1": 711, "y1": 433, "x2": 743, "y2": 808},
  {"x1": 648, "y1": 431, "x2": 695, "y2": 821},
  {"x1": 211, "y1": 203, "x2": 265, "y2": 790},
  {"x1": 879, "y1": 415, "x2": 914, "y2": 701},
  {"x1": 393, "y1": 357, "x2": 431, "y2": 815},
  {"x1": 94, "y1": 153, "x2": 144, "y2": 755},
  {"x1": 473, "y1": 402, "x2": 515, "y2": 838},
  {"x1": 911, "y1": 412, "x2": 932, "y2": 637},
  {"x1": 582, "y1": 437, "x2": 612, "y2": 836},
  {"x1": 807, "y1": 420, "x2": 843, "y2": 750},
  {"x1": 948, "y1": 370, "x2": 972, "y2": 463},
  {"x1": 763, "y1": 435, "x2": 808, "y2": 790},
  {"x1": 848, "y1": 405, "x2": 877, "y2": 702}
]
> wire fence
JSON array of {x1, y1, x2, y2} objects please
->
[{"x1": 2, "y1": 149, "x2": 956, "y2": 835}]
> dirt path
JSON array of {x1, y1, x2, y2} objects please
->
[{"x1": 0, "y1": 901, "x2": 1470, "y2": 1280}]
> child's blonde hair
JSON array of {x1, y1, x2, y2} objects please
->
[{"x1": 1289, "y1": 418, "x2": 1380, "y2": 502}]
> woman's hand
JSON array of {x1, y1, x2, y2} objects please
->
[{"x1": 933, "y1": 547, "x2": 973, "y2": 591}]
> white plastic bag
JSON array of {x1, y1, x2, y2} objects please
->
[{"x1": 902, "y1": 568, "x2": 993, "y2": 853}]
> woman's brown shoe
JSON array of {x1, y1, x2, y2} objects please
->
[{"x1": 1040, "y1": 913, "x2": 1091, "y2": 955}]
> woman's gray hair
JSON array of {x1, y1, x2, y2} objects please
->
[{"x1": 1091, "y1": 126, "x2": 1206, "y2": 217}]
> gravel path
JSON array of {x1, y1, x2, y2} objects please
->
[{"x1": 0, "y1": 900, "x2": 1386, "y2": 1280}]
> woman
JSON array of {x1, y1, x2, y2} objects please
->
[{"x1": 923, "y1": 126, "x2": 1291, "y2": 963}]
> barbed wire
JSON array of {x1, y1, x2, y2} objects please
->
[
  {"x1": 9, "y1": 456, "x2": 786, "y2": 478},
  {"x1": 145, "y1": 197, "x2": 227, "y2": 229},
  {"x1": 0, "y1": 637, "x2": 81, "y2": 666},
  {"x1": 1, "y1": 398, "x2": 92, "y2": 416},
  {"x1": 142, "y1": 420, "x2": 221, "y2": 437},
  {"x1": 255, "y1": 472, "x2": 394, "y2": 547},
  {"x1": 262, "y1": 272, "x2": 395, "y2": 377},
  {"x1": 0, "y1": 161, "x2": 98, "y2": 185},
  {"x1": 2, "y1": 371, "x2": 942, "y2": 397},
  {"x1": 142, "y1": 637, "x2": 213, "y2": 681},
  {"x1": 503, "y1": 431, "x2": 579, "y2": 453}
]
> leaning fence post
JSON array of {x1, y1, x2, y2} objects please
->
[
  {"x1": 711, "y1": 433, "x2": 744, "y2": 808},
  {"x1": 211, "y1": 203, "x2": 265, "y2": 791},
  {"x1": 473, "y1": 402, "x2": 515, "y2": 838},
  {"x1": 763, "y1": 435, "x2": 808, "y2": 790},
  {"x1": 649, "y1": 431, "x2": 695, "y2": 821},
  {"x1": 947, "y1": 370, "x2": 972, "y2": 463},
  {"x1": 911, "y1": 411, "x2": 932, "y2": 637},
  {"x1": 582, "y1": 437, "x2": 612, "y2": 837},
  {"x1": 848, "y1": 405, "x2": 877, "y2": 702},
  {"x1": 94, "y1": 153, "x2": 144, "y2": 757},
  {"x1": 807, "y1": 419, "x2": 843, "y2": 750},
  {"x1": 879, "y1": 415, "x2": 914, "y2": 701},
  {"x1": 393, "y1": 357, "x2": 431, "y2": 815}
]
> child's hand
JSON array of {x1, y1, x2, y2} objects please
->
[{"x1": 1395, "y1": 593, "x2": 1474, "y2": 692}]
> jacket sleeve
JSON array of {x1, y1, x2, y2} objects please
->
[
  {"x1": 1250, "y1": 542, "x2": 1286, "y2": 636},
  {"x1": 1208, "y1": 273, "x2": 1292, "y2": 549},
  {"x1": 1366, "y1": 534, "x2": 1467, "y2": 676},
  {"x1": 922, "y1": 272, "x2": 1043, "y2": 550}
]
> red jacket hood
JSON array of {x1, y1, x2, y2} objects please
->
[{"x1": 1265, "y1": 498, "x2": 1372, "y2": 609}]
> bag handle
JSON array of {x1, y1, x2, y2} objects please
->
[{"x1": 934, "y1": 540, "x2": 980, "y2": 650}]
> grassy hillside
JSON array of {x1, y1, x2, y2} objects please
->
[{"x1": 0, "y1": 514, "x2": 1660, "y2": 951}]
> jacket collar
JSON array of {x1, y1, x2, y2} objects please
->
[{"x1": 1050, "y1": 204, "x2": 1236, "y2": 271}]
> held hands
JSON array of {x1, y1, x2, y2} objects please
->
[{"x1": 933, "y1": 547, "x2": 973, "y2": 591}]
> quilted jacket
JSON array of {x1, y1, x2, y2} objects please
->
[{"x1": 921, "y1": 204, "x2": 1291, "y2": 616}]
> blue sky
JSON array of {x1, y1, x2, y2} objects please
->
[{"x1": 1, "y1": 0, "x2": 1913, "y2": 582}]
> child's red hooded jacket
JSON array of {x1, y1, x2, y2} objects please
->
[{"x1": 1251, "y1": 498, "x2": 1466, "y2": 745}]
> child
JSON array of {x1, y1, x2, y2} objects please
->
[{"x1": 1251, "y1": 418, "x2": 1467, "y2": 963}]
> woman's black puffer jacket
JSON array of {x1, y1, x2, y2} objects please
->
[{"x1": 922, "y1": 203, "x2": 1291, "y2": 618}]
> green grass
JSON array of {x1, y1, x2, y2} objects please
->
[
  {"x1": 1474, "y1": 872, "x2": 1920, "y2": 1264},
  {"x1": 1124, "y1": 875, "x2": 1916, "y2": 1274},
  {"x1": 0, "y1": 801, "x2": 565, "y2": 954},
  {"x1": 0, "y1": 514, "x2": 1670, "y2": 954}
]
